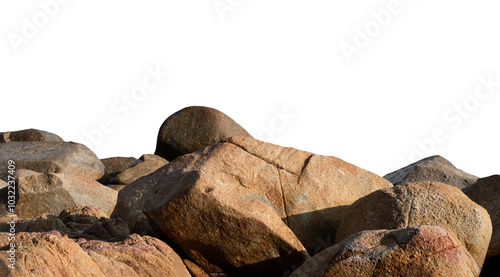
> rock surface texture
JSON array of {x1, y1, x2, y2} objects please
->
[
  {"x1": 0, "y1": 141, "x2": 105, "y2": 180},
  {"x1": 289, "y1": 226, "x2": 481, "y2": 277},
  {"x1": 0, "y1": 169, "x2": 117, "y2": 218},
  {"x1": 154, "y1": 106, "x2": 252, "y2": 161},
  {"x1": 0, "y1": 205, "x2": 191, "y2": 277},
  {"x1": 335, "y1": 181, "x2": 492, "y2": 267},
  {"x1": 463, "y1": 175, "x2": 500, "y2": 258},
  {"x1": 109, "y1": 154, "x2": 167, "y2": 185},
  {"x1": 384, "y1": 155, "x2": 478, "y2": 189},
  {"x1": 0, "y1": 128, "x2": 64, "y2": 143},
  {"x1": 115, "y1": 136, "x2": 392, "y2": 275}
]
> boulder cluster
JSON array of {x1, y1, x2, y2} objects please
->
[{"x1": 0, "y1": 106, "x2": 498, "y2": 276}]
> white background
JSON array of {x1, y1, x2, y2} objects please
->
[{"x1": 1, "y1": 1, "x2": 499, "y2": 178}]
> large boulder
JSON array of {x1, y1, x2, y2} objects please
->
[
  {"x1": 335, "y1": 181, "x2": 492, "y2": 267},
  {"x1": 0, "y1": 170, "x2": 117, "y2": 218},
  {"x1": 463, "y1": 175, "x2": 500, "y2": 258},
  {"x1": 109, "y1": 154, "x2": 168, "y2": 185},
  {"x1": 154, "y1": 106, "x2": 252, "y2": 161},
  {"x1": 289, "y1": 226, "x2": 481, "y2": 277},
  {"x1": 0, "y1": 128, "x2": 63, "y2": 143},
  {"x1": 0, "y1": 141, "x2": 105, "y2": 180},
  {"x1": 114, "y1": 136, "x2": 392, "y2": 275},
  {"x1": 384, "y1": 155, "x2": 478, "y2": 189},
  {"x1": 0, "y1": 232, "x2": 191, "y2": 277}
]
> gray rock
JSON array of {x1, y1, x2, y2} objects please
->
[
  {"x1": 0, "y1": 128, "x2": 64, "y2": 143},
  {"x1": 384, "y1": 155, "x2": 477, "y2": 189},
  {"x1": 0, "y1": 141, "x2": 105, "y2": 180}
]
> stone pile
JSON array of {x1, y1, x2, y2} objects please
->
[{"x1": 0, "y1": 106, "x2": 498, "y2": 276}]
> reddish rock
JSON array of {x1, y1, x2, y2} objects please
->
[
  {"x1": 335, "y1": 181, "x2": 492, "y2": 267},
  {"x1": 0, "y1": 232, "x2": 191, "y2": 277},
  {"x1": 384, "y1": 155, "x2": 477, "y2": 189},
  {"x1": 115, "y1": 136, "x2": 391, "y2": 275},
  {"x1": 289, "y1": 226, "x2": 481, "y2": 277}
]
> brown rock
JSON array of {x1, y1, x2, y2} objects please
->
[
  {"x1": 0, "y1": 232, "x2": 191, "y2": 277},
  {"x1": 154, "y1": 106, "x2": 252, "y2": 161},
  {"x1": 101, "y1": 156, "x2": 137, "y2": 175},
  {"x1": 109, "y1": 154, "x2": 167, "y2": 185},
  {"x1": 335, "y1": 181, "x2": 492, "y2": 267},
  {"x1": 184, "y1": 259, "x2": 210, "y2": 277},
  {"x1": 289, "y1": 226, "x2": 481, "y2": 277},
  {"x1": 0, "y1": 141, "x2": 105, "y2": 180},
  {"x1": 0, "y1": 128, "x2": 63, "y2": 143},
  {"x1": 107, "y1": 184, "x2": 127, "y2": 191},
  {"x1": 114, "y1": 136, "x2": 391, "y2": 275},
  {"x1": 0, "y1": 170, "x2": 117, "y2": 218},
  {"x1": 384, "y1": 155, "x2": 478, "y2": 189},
  {"x1": 463, "y1": 175, "x2": 500, "y2": 257}
]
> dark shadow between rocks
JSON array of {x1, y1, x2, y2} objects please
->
[{"x1": 285, "y1": 205, "x2": 349, "y2": 255}]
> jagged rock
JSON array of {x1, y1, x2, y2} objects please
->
[
  {"x1": 335, "y1": 181, "x2": 492, "y2": 267},
  {"x1": 0, "y1": 170, "x2": 117, "y2": 218},
  {"x1": 154, "y1": 106, "x2": 252, "y2": 161},
  {"x1": 384, "y1": 155, "x2": 478, "y2": 189},
  {"x1": 0, "y1": 141, "x2": 105, "y2": 180},
  {"x1": 463, "y1": 175, "x2": 500, "y2": 258},
  {"x1": 114, "y1": 136, "x2": 392, "y2": 275},
  {"x1": 0, "y1": 232, "x2": 191, "y2": 277},
  {"x1": 109, "y1": 154, "x2": 168, "y2": 185},
  {"x1": 289, "y1": 226, "x2": 481, "y2": 277},
  {"x1": 0, "y1": 128, "x2": 64, "y2": 143}
]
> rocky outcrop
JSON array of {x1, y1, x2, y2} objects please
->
[
  {"x1": 463, "y1": 175, "x2": 500, "y2": 258},
  {"x1": 154, "y1": 106, "x2": 252, "y2": 161},
  {"x1": 0, "y1": 141, "x2": 105, "y2": 180},
  {"x1": 114, "y1": 136, "x2": 392, "y2": 275},
  {"x1": 0, "y1": 128, "x2": 64, "y2": 143},
  {"x1": 384, "y1": 155, "x2": 478, "y2": 189},
  {"x1": 335, "y1": 181, "x2": 492, "y2": 267},
  {"x1": 0, "y1": 205, "x2": 191, "y2": 277},
  {"x1": 0, "y1": 170, "x2": 117, "y2": 218},
  {"x1": 289, "y1": 226, "x2": 481, "y2": 277}
]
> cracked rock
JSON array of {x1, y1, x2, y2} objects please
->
[
  {"x1": 335, "y1": 181, "x2": 492, "y2": 267},
  {"x1": 289, "y1": 225, "x2": 481, "y2": 277},
  {"x1": 113, "y1": 136, "x2": 391, "y2": 275}
]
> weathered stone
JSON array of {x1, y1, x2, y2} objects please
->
[
  {"x1": 384, "y1": 155, "x2": 478, "y2": 189},
  {"x1": 463, "y1": 175, "x2": 500, "y2": 257},
  {"x1": 289, "y1": 226, "x2": 481, "y2": 277},
  {"x1": 184, "y1": 259, "x2": 210, "y2": 277},
  {"x1": 0, "y1": 141, "x2": 105, "y2": 180},
  {"x1": 154, "y1": 106, "x2": 252, "y2": 161},
  {"x1": 0, "y1": 170, "x2": 117, "y2": 218},
  {"x1": 101, "y1": 156, "x2": 137, "y2": 175},
  {"x1": 0, "y1": 128, "x2": 63, "y2": 143},
  {"x1": 0, "y1": 232, "x2": 191, "y2": 277},
  {"x1": 335, "y1": 181, "x2": 492, "y2": 267},
  {"x1": 114, "y1": 136, "x2": 392, "y2": 275},
  {"x1": 109, "y1": 154, "x2": 167, "y2": 185}
]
